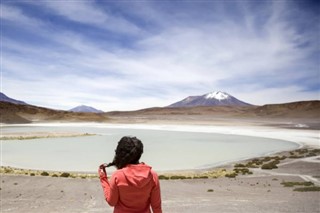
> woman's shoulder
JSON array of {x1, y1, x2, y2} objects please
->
[
  {"x1": 111, "y1": 163, "x2": 159, "y2": 177},
  {"x1": 110, "y1": 168, "x2": 125, "y2": 178}
]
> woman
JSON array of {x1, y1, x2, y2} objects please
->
[{"x1": 98, "y1": 136, "x2": 162, "y2": 213}]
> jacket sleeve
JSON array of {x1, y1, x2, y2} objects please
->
[
  {"x1": 99, "y1": 169, "x2": 119, "y2": 206},
  {"x1": 150, "y1": 171, "x2": 162, "y2": 213}
]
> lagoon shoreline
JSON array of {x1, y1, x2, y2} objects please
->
[
  {"x1": 1, "y1": 145, "x2": 320, "y2": 213},
  {"x1": 1, "y1": 121, "x2": 320, "y2": 212}
]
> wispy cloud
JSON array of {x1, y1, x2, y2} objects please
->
[
  {"x1": 1, "y1": 1, "x2": 319, "y2": 111},
  {"x1": 40, "y1": 1, "x2": 143, "y2": 35}
]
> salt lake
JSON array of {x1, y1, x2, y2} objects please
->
[{"x1": 1, "y1": 123, "x2": 300, "y2": 172}]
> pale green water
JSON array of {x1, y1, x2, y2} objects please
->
[{"x1": 1, "y1": 124, "x2": 299, "y2": 172}]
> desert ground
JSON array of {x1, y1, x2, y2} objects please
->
[
  {"x1": 1, "y1": 162, "x2": 319, "y2": 213},
  {"x1": 1, "y1": 118, "x2": 320, "y2": 213}
]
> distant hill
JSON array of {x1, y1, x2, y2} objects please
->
[
  {"x1": 168, "y1": 91, "x2": 252, "y2": 107},
  {"x1": 69, "y1": 105, "x2": 104, "y2": 113},
  {"x1": 107, "y1": 100, "x2": 319, "y2": 118},
  {"x1": 0, "y1": 102, "x2": 108, "y2": 124},
  {"x1": 106, "y1": 100, "x2": 320, "y2": 129},
  {"x1": 253, "y1": 101, "x2": 320, "y2": 117},
  {"x1": 0, "y1": 92, "x2": 27, "y2": 105}
]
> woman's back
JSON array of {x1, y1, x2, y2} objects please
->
[
  {"x1": 99, "y1": 136, "x2": 162, "y2": 213},
  {"x1": 110, "y1": 164, "x2": 161, "y2": 213}
]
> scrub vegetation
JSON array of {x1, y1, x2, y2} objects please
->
[
  {"x1": 281, "y1": 181, "x2": 314, "y2": 187},
  {"x1": 293, "y1": 186, "x2": 320, "y2": 192},
  {"x1": 281, "y1": 181, "x2": 320, "y2": 192},
  {"x1": 0, "y1": 167, "x2": 98, "y2": 179},
  {"x1": 227, "y1": 148, "x2": 320, "y2": 179}
]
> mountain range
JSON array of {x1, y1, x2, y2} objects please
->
[
  {"x1": 1, "y1": 92, "x2": 319, "y2": 127},
  {"x1": 168, "y1": 91, "x2": 252, "y2": 107},
  {"x1": 0, "y1": 91, "x2": 252, "y2": 111}
]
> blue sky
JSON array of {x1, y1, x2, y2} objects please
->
[{"x1": 1, "y1": 0, "x2": 319, "y2": 111}]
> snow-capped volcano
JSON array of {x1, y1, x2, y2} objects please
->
[
  {"x1": 69, "y1": 105, "x2": 104, "y2": 113},
  {"x1": 168, "y1": 91, "x2": 252, "y2": 107}
]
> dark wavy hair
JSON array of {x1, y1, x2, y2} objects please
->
[{"x1": 106, "y1": 136, "x2": 144, "y2": 169}]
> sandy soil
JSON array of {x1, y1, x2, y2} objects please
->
[{"x1": 1, "y1": 122, "x2": 320, "y2": 213}]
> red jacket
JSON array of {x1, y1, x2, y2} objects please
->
[{"x1": 99, "y1": 163, "x2": 162, "y2": 213}]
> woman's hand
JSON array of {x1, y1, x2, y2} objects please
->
[{"x1": 98, "y1": 163, "x2": 107, "y2": 178}]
